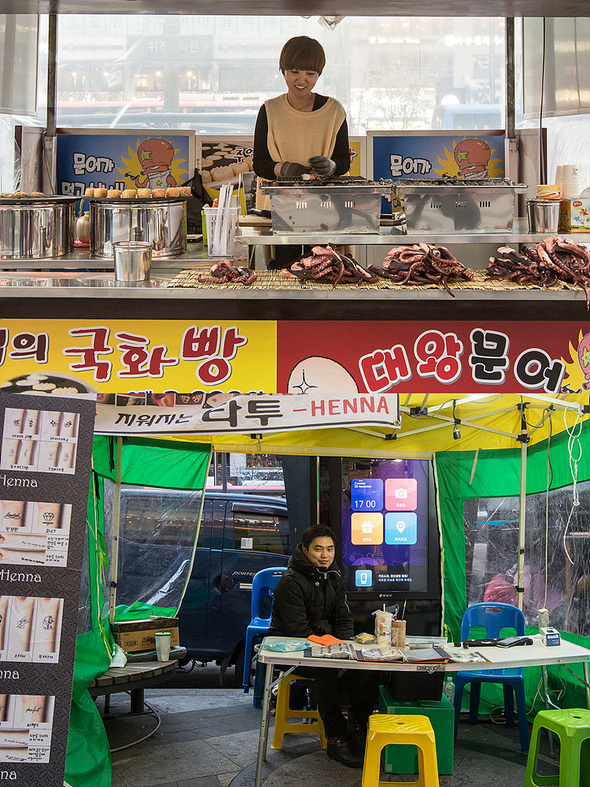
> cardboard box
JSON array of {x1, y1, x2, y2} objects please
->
[
  {"x1": 540, "y1": 627, "x2": 561, "y2": 647},
  {"x1": 559, "y1": 198, "x2": 590, "y2": 232},
  {"x1": 111, "y1": 617, "x2": 179, "y2": 653}
]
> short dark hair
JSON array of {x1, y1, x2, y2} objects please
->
[
  {"x1": 302, "y1": 524, "x2": 336, "y2": 550},
  {"x1": 279, "y1": 36, "x2": 326, "y2": 76}
]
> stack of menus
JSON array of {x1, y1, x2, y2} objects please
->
[{"x1": 0, "y1": 393, "x2": 95, "y2": 787}]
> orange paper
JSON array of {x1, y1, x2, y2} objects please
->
[{"x1": 308, "y1": 634, "x2": 344, "y2": 646}]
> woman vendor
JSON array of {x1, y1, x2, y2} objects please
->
[
  {"x1": 253, "y1": 36, "x2": 351, "y2": 269},
  {"x1": 269, "y1": 525, "x2": 378, "y2": 769}
]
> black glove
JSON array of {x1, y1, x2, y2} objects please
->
[
  {"x1": 280, "y1": 161, "x2": 311, "y2": 177},
  {"x1": 309, "y1": 156, "x2": 336, "y2": 176}
]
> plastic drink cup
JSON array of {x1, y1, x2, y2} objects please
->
[
  {"x1": 391, "y1": 619, "x2": 406, "y2": 647},
  {"x1": 374, "y1": 610, "x2": 393, "y2": 645},
  {"x1": 155, "y1": 631, "x2": 172, "y2": 661}
]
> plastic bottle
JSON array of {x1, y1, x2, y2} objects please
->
[{"x1": 443, "y1": 675, "x2": 455, "y2": 702}]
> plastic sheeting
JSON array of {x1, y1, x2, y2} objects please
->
[
  {"x1": 106, "y1": 482, "x2": 206, "y2": 621},
  {"x1": 436, "y1": 417, "x2": 590, "y2": 712}
]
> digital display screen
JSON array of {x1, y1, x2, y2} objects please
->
[{"x1": 341, "y1": 459, "x2": 430, "y2": 596}]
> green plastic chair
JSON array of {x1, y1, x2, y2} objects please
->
[{"x1": 524, "y1": 708, "x2": 590, "y2": 787}]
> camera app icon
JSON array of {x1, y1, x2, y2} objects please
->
[{"x1": 385, "y1": 478, "x2": 417, "y2": 511}]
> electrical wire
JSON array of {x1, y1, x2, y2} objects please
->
[
  {"x1": 543, "y1": 412, "x2": 553, "y2": 609},
  {"x1": 562, "y1": 407, "x2": 583, "y2": 566},
  {"x1": 107, "y1": 694, "x2": 162, "y2": 753}
]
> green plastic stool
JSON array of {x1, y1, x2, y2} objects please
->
[{"x1": 524, "y1": 708, "x2": 590, "y2": 787}]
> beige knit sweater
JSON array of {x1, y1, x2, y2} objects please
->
[{"x1": 265, "y1": 93, "x2": 346, "y2": 167}]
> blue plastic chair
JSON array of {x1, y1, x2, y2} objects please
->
[
  {"x1": 454, "y1": 602, "x2": 529, "y2": 751},
  {"x1": 242, "y1": 566, "x2": 287, "y2": 694}
]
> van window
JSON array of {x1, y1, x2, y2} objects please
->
[
  {"x1": 232, "y1": 505, "x2": 290, "y2": 555},
  {"x1": 118, "y1": 485, "x2": 203, "y2": 549}
]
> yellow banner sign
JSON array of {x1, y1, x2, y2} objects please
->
[{"x1": 0, "y1": 320, "x2": 277, "y2": 395}]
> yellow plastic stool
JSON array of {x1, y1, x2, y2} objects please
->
[
  {"x1": 524, "y1": 708, "x2": 590, "y2": 787},
  {"x1": 271, "y1": 672, "x2": 327, "y2": 749},
  {"x1": 362, "y1": 714, "x2": 440, "y2": 787}
]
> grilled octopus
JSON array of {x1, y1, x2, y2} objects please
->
[
  {"x1": 281, "y1": 245, "x2": 379, "y2": 286},
  {"x1": 487, "y1": 236, "x2": 590, "y2": 308},
  {"x1": 198, "y1": 260, "x2": 257, "y2": 286},
  {"x1": 368, "y1": 243, "x2": 474, "y2": 297}
]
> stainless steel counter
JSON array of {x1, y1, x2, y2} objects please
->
[
  {"x1": 0, "y1": 270, "x2": 587, "y2": 308},
  {"x1": 238, "y1": 217, "x2": 590, "y2": 246},
  {"x1": 0, "y1": 223, "x2": 588, "y2": 311},
  {"x1": 0, "y1": 241, "x2": 210, "y2": 271}
]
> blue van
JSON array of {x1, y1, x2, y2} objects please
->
[
  {"x1": 116, "y1": 487, "x2": 291, "y2": 684},
  {"x1": 178, "y1": 491, "x2": 291, "y2": 682}
]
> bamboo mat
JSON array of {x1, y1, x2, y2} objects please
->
[{"x1": 167, "y1": 268, "x2": 583, "y2": 294}]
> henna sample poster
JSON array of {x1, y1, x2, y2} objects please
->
[{"x1": 0, "y1": 392, "x2": 95, "y2": 787}]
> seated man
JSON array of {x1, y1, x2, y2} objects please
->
[{"x1": 269, "y1": 524, "x2": 378, "y2": 768}]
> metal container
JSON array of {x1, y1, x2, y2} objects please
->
[
  {"x1": 90, "y1": 198, "x2": 187, "y2": 258},
  {"x1": 526, "y1": 198, "x2": 560, "y2": 233},
  {"x1": 113, "y1": 241, "x2": 152, "y2": 282},
  {"x1": 0, "y1": 197, "x2": 75, "y2": 259},
  {"x1": 261, "y1": 176, "x2": 392, "y2": 234},
  {"x1": 394, "y1": 179, "x2": 528, "y2": 233}
]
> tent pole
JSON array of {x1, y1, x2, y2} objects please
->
[
  {"x1": 109, "y1": 436, "x2": 123, "y2": 625},
  {"x1": 517, "y1": 414, "x2": 528, "y2": 612}
]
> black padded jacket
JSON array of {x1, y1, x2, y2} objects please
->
[{"x1": 268, "y1": 544, "x2": 354, "y2": 640}]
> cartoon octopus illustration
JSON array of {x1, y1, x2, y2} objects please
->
[
  {"x1": 134, "y1": 138, "x2": 177, "y2": 190},
  {"x1": 453, "y1": 138, "x2": 492, "y2": 179}
]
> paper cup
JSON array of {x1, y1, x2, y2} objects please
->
[
  {"x1": 391, "y1": 619, "x2": 406, "y2": 648},
  {"x1": 561, "y1": 180, "x2": 581, "y2": 199},
  {"x1": 155, "y1": 631, "x2": 172, "y2": 661},
  {"x1": 560, "y1": 165, "x2": 579, "y2": 181}
]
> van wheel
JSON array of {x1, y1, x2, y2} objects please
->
[{"x1": 232, "y1": 645, "x2": 246, "y2": 688}]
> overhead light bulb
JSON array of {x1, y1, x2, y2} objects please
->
[{"x1": 318, "y1": 15, "x2": 345, "y2": 30}]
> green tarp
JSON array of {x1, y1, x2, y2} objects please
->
[{"x1": 64, "y1": 436, "x2": 211, "y2": 787}]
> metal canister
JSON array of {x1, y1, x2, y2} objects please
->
[
  {"x1": 526, "y1": 199, "x2": 561, "y2": 233},
  {"x1": 113, "y1": 241, "x2": 152, "y2": 282},
  {"x1": 90, "y1": 198, "x2": 187, "y2": 258},
  {"x1": 0, "y1": 199, "x2": 74, "y2": 259}
]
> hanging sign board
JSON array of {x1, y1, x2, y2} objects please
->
[{"x1": 94, "y1": 394, "x2": 400, "y2": 436}]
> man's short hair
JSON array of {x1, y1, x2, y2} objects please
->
[
  {"x1": 279, "y1": 36, "x2": 326, "y2": 76},
  {"x1": 301, "y1": 524, "x2": 336, "y2": 549}
]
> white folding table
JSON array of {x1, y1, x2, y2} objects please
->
[{"x1": 254, "y1": 636, "x2": 590, "y2": 787}]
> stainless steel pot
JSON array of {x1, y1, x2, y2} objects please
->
[
  {"x1": 526, "y1": 199, "x2": 561, "y2": 233},
  {"x1": 0, "y1": 198, "x2": 75, "y2": 259},
  {"x1": 90, "y1": 198, "x2": 187, "y2": 258}
]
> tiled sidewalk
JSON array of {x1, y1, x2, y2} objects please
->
[{"x1": 103, "y1": 668, "x2": 556, "y2": 787}]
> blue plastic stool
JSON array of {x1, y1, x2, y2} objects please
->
[
  {"x1": 454, "y1": 602, "x2": 529, "y2": 751},
  {"x1": 242, "y1": 567, "x2": 286, "y2": 693}
]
